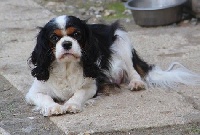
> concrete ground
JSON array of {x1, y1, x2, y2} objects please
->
[{"x1": 0, "y1": 0, "x2": 200, "y2": 134}]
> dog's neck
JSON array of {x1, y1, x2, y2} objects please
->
[{"x1": 50, "y1": 61, "x2": 82, "y2": 78}]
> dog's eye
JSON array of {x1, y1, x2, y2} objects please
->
[
  {"x1": 50, "y1": 34, "x2": 60, "y2": 44},
  {"x1": 73, "y1": 31, "x2": 81, "y2": 40}
]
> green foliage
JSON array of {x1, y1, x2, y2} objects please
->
[
  {"x1": 106, "y1": 2, "x2": 125, "y2": 12},
  {"x1": 187, "y1": 126, "x2": 200, "y2": 134},
  {"x1": 104, "y1": 2, "x2": 131, "y2": 20}
]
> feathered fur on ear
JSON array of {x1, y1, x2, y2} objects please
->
[{"x1": 29, "y1": 27, "x2": 55, "y2": 81}]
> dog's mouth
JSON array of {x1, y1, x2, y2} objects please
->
[{"x1": 60, "y1": 53, "x2": 80, "y2": 60}]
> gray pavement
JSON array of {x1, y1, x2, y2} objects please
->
[
  {"x1": 0, "y1": 75, "x2": 65, "y2": 135},
  {"x1": 0, "y1": 0, "x2": 200, "y2": 134}
]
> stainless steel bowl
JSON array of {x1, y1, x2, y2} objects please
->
[{"x1": 125, "y1": 0, "x2": 187, "y2": 26}]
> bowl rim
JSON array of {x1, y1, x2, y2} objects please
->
[{"x1": 124, "y1": 0, "x2": 187, "y2": 10}]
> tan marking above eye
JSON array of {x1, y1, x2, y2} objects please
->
[
  {"x1": 54, "y1": 29, "x2": 63, "y2": 37},
  {"x1": 66, "y1": 27, "x2": 76, "y2": 35}
]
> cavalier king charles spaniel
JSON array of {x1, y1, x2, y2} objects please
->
[{"x1": 26, "y1": 15, "x2": 200, "y2": 116}]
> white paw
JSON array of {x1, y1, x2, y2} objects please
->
[
  {"x1": 40, "y1": 103, "x2": 65, "y2": 116},
  {"x1": 25, "y1": 93, "x2": 34, "y2": 105},
  {"x1": 85, "y1": 98, "x2": 97, "y2": 106},
  {"x1": 64, "y1": 103, "x2": 82, "y2": 114},
  {"x1": 128, "y1": 80, "x2": 146, "y2": 91}
]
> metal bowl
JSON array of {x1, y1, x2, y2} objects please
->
[{"x1": 125, "y1": 0, "x2": 187, "y2": 26}]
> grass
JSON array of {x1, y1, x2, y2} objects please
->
[
  {"x1": 103, "y1": 2, "x2": 131, "y2": 21},
  {"x1": 187, "y1": 125, "x2": 200, "y2": 134},
  {"x1": 38, "y1": 0, "x2": 132, "y2": 22},
  {"x1": 106, "y1": 2, "x2": 125, "y2": 14},
  {"x1": 79, "y1": 1, "x2": 131, "y2": 21}
]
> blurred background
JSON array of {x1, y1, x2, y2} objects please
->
[{"x1": 34, "y1": 0, "x2": 199, "y2": 30}]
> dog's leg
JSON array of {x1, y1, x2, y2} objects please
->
[
  {"x1": 124, "y1": 53, "x2": 146, "y2": 91},
  {"x1": 126, "y1": 65, "x2": 146, "y2": 91},
  {"x1": 110, "y1": 53, "x2": 145, "y2": 91},
  {"x1": 26, "y1": 80, "x2": 64, "y2": 116},
  {"x1": 112, "y1": 30, "x2": 145, "y2": 91},
  {"x1": 63, "y1": 81, "x2": 97, "y2": 113},
  {"x1": 118, "y1": 52, "x2": 145, "y2": 91}
]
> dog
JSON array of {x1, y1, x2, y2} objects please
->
[{"x1": 26, "y1": 15, "x2": 200, "y2": 116}]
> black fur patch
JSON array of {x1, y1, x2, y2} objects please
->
[
  {"x1": 29, "y1": 22, "x2": 57, "y2": 81},
  {"x1": 132, "y1": 49, "x2": 153, "y2": 78},
  {"x1": 81, "y1": 21, "x2": 124, "y2": 93}
]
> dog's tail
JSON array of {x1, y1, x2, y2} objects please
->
[{"x1": 132, "y1": 50, "x2": 200, "y2": 89}]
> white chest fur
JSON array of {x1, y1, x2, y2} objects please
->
[
  {"x1": 47, "y1": 62, "x2": 89, "y2": 101},
  {"x1": 26, "y1": 61, "x2": 97, "y2": 116}
]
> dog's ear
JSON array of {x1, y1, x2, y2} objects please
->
[{"x1": 29, "y1": 27, "x2": 54, "y2": 81}]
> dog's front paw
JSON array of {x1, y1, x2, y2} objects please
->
[
  {"x1": 64, "y1": 103, "x2": 82, "y2": 114},
  {"x1": 128, "y1": 80, "x2": 146, "y2": 91},
  {"x1": 40, "y1": 103, "x2": 65, "y2": 116}
]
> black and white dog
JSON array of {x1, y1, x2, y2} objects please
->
[{"x1": 26, "y1": 15, "x2": 200, "y2": 116}]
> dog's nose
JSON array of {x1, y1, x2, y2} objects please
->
[{"x1": 62, "y1": 41, "x2": 72, "y2": 50}]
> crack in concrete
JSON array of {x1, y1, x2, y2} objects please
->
[{"x1": 177, "y1": 91, "x2": 200, "y2": 111}]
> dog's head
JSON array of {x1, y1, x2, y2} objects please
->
[{"x1": 30, "y1": 15, "x2": 89, "y2": 81}]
